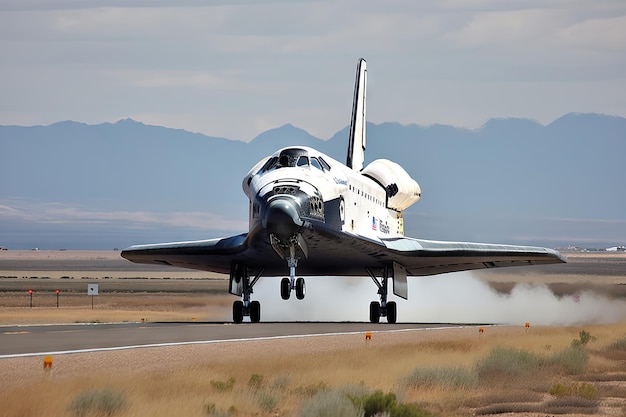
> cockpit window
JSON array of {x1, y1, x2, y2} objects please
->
[
  {"x1": 310, "y1": 157, "x2": 323, "y2": 171},
  {"x1": 297, "y1": 156, "x2": 309, "y2": 167},
  {"x1": 260, "y1": 148, "x2": 329, "y2": 173},
  {"x1": 274, "y1": 148, "x2": 309, "y2": 169},
  {"x1": 260, "y1": 156, "x2": 278, "y2": 173},
  {"x1": 318, "y1": 157, "x2": 331, "y2": 171}
]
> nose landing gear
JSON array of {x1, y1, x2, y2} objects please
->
[
  {"x1": 281, "y1": 276, "x2": 306, "y2": 300},
  {"x1": 271, "y1": 233, "x2": 308, "y2": 301}
]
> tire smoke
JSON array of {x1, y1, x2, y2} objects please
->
[{"x1": 252, "y1": 272, "x2": 626, "y2": 324}]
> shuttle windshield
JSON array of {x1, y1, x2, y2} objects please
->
[{"x1": 259, "y1": 148, "x2": 331, "y2": 173}]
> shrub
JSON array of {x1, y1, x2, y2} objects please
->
[
  {"x1": 294, "y1": 381, "x2": 329, "y2": 397},
  {"x1": 403, "y1": 366, "x2": 478, "y2": 389},
  {"x1": 608, "y1": 336, "x2": 626, "y2": 351},
  {"x1": 475, "y1": 347, "x2": 542, "y2": 377},
  {"x1": 550, "y1": 346, "x2": 589, "y2": 375},
  {"x1": 549, "y1": 382, "x2": 597, "y2": 400},
  {"x1": 349, "y1": 390, "x2": 434, "y2": 417},
  {"x1": 298, "y1": 390, "x2": 363, "y2": 417},
  {"x1": 204, "y1": 402, "x2": 217, "y2": 414},
  {"x1": 571, "y1": 330, "x2": 595, "y2": 348},
  {"x1": 68, "y1": 388, "x2": 127, "y2": 417},
  {"x1": 358, "y1": 391, "x2": 397, "y2": 417},
  {"x1": 247, "y1": 373, "x2": 264, "y2": 391},
  {"x1": 256, "y1": 391, "x2": 278, "y2": 412},
  {"x1": 271, "y1": 374, "x2": 290, "y2": 390},
  {"x1": 210, "y1": 377, "x2": 235, "y2": 392},
  {"x1": 204, "y1": 402, "x2": 235, "y2": 417},
  {"x1": 338, "y1": 383, "x2": 370, "y2": 399}
]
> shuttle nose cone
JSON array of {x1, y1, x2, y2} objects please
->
[{"x1": 262, "y1": 198, "x2": 304, "y2": 242}]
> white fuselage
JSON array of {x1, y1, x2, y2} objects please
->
[{"x1": 242, "y1": 146, "x2": 420, "y2": 243}]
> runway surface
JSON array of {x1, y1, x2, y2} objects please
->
[{"x1": 0, "y1": 322, "x2": 463, "y2": 358}]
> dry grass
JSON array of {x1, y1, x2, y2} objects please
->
[{"x1": 3, "y1": 320, "x2": 626, "y2": 416}]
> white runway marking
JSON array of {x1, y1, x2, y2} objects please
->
[{"x1": 0, "y1": 325, "x2": 470, "y2": 359}]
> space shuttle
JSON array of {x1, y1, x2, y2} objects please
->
[{"x1": 122, "y1": 58, "x2": 565, "y2": 323}]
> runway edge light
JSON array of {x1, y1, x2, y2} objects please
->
[{"x1": 43, "y1": 356, "x2": 53, "y2": 370}]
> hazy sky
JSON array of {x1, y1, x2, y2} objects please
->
[{"x1": 1, "y1": 0, "x2": 625, "y2": 141}]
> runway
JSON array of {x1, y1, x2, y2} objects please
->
[{"x1": 0, "y1": 322, "x2": 463, "y2": 358}]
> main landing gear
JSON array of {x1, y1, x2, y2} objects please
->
[
  {"x1": 229, "y1": 263, "x2": 263, "y2": 324},
  {"x1": 367, "y1": 267, "x2": 397, "y2": 324}
]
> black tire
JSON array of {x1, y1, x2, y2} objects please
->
[
  {"x1": 386, "y1": 301, "x2": 397, "y2": 324},
  {"x1": 250, "y1": 301, "x2": 261, "y2": 323},
  {"x1": 369, "y1": 301, "x2": 380, "y2": 324},
  {"x1": 233, "y1": 300, "x2": 244, "y2": 324},
  {"x1": 295, "y1": 277, "x2": 306, "y2": 300},
  {"x1": 281, "y1": 278, "x2": 291, "y2": 300}
]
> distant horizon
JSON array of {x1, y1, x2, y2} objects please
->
[{"x1": 2, "y1": 111, "x2": 623, "y2": 143}]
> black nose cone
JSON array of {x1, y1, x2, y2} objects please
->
[{"x1": 262, "y1": 198, "x2": 303, "y2": 242}]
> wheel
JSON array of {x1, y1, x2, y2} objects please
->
[
  {"x1": 281, "y1": 278, "x2": 291, "y2": 300},
  {"x1": 369, "y1": 301, "x2": 380, "y2": 323},
  {"x1": 386, "y1": 301, "x2": 397, "y2": 324},
  {"x1": 295, "y1": 277, "x2": 306, "y2": 300},
  {"x1": 250, "y1": 301, "x2": 261, "y2": 323},
  {"x1": 233, "y1": 300, "x2": 244, "y2": 324}
]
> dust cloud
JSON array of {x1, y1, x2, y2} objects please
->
[{"x1": 252, "y1": 272, "x2": 626, "y2": 325}]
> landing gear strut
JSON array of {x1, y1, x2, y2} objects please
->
[
  {"x1": 229, "y1": 263, "x2": 263, "y2": 323},
  {"x1": 271, "y1": 233, "x2": 307, "y2": 301},
  {"x1": 367, "y1": 266, "x2": 397, "y2": 324}
]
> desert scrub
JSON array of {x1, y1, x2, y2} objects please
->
[
  {"x1": 204, "y1": 402, "x2": 229, "y2": 417},
  {"x1": 247, "y1": 373, "x2": 264, "y2": 391},
  {"x1": 571, "y1": 330, "x2": 595, "y2": 348},
  {"x1": 298, "y1": 389, "x2": 363, "y2": 417},
  {"x1": 475, "y1": 346, "x2": 542, "y2": 377},
  {"x1": 68, "y1": 388, "x2": 127, "y2": 417},
  {"x1": 294, "y1": 381, "x2": 329, "y2": 397},
  {"x1": 256, "y1": 391, "x2": 278, "y2": 412},
  {"x1": 349, "y1": 390, "x2": 435, "y2": 417},
  {"x1": 608, "y1": 336, "x2": 626, "y2": 350},
  {"x1": 337, "y1": 383, "x2": 370, "y2": 399},
  {"x1": 549, "y1": 346, "x2": 589, "y2": 374},
  {"x1": 210, "y1": 377, "x2": 235, "y2": 392},
  {"x1": 549, "y1": 382, "x2": 597, "y2": 400},
  {"x1": 403, "y1": 366, "x2": 478, "y2": 389},
  {"x1": 270, "y1": 374, "x2": 290, "y2": 390}
]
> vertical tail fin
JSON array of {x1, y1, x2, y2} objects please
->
[{"x1": 346, "y1": 58, "x2": 367, "y2": 171}]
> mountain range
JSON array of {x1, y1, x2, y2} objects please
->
[{"x1": 1, "y1": 113, "x2": 625, "y2": 250}]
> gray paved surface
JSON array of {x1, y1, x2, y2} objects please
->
[{"x1": 0, "y1": 322, "x2": 462, "y2": 357}]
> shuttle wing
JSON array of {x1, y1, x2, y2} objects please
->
[
  {"x1": 379, "y1": 236, "x2": 566, "y2": 276},
  {"x1": 122, "y1": 228, "x2": 565, "y2": 278},
  {"x1": 121, "y1": 234, "x2": 252, "y2": 274}
]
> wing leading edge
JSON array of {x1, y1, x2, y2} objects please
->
[
  {"x1": 121, "y1": 229, "x2": 565, "y2": 278},
  {"x1": 380, "y1": 236, "x2": 566, "y2": 276},
  {"x1": 121, "y1": 234, "x2": 250, "y2": 274}
]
